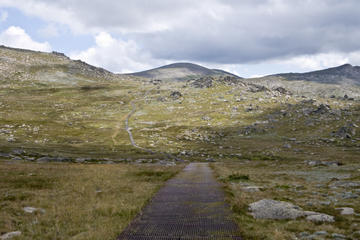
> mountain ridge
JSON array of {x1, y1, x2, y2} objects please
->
[
  {"x1": 127, "y1": 62, "x2": 241, "y2": 80},
  {"x1": 271, "y1": 63, "x2": 360, "y2": 85}
]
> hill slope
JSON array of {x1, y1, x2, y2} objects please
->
[
  {"x1": 274, "y1": 64, "x2": 360, "y2": 86},
  {"x1": 128, "y1": 62, "x2": 240, "y2": 80},
  {"x1": 0, "y1": 45, "x2": 121, "y2": 87}
]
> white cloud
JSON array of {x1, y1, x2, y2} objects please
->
[
  {"x1": 0, "y1": 26, "x2": 51, "y2": 51},
  {"x1": 38, "y1": 24, "x2": 59, "y2": 38},
  {"x1": 0, "y1": 10, "x2": 8, "y2": 22},
  {"x1": 70, "y1": 32, "x2": 163, "y2": 73},
  {"x1": 272, "y1": 51, "x2": 360, "y2": 72}
]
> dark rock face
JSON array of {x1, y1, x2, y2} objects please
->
[
  {"x1": 218, "y1": 76, "x2": 243, "y2": 86},
  {"x1": 248, "y1": 84, "x2": 268, "y2": 93},
  {"x1": 190, "y1": 76, "x2": 214, "y2": 88},
  {"x1": 312, "y1": 104, "x2": 331, "y2": 115},
  {"x1": 273, "y1": 87, "x2": 292, "y2": 95},
  {"x1": 170, "y1": 91, "x2": 182, "y2": 100},
  {"x1": 332, "y1": 123, "x2": 357, "y2": 139}
]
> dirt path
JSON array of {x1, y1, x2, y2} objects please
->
[
  {"x1": 117, "y1": 163, "x2": 242, "y2": 239},
  {"x1": 124, "y1": 101, "x2": 155, "y2": 154}
]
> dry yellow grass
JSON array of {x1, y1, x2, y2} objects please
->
[{"x1": 0, "y1": 161, "x2": 183, "y2": 239}]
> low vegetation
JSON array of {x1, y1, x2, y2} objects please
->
[
  {"x1": 0, "y1": 160, "x2": 183, "y2": 239},
  {"x1": 211, "y1": 155, "x2": 360, "y2": 240}
]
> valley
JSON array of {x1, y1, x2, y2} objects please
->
[{"x1": 0, "y1": 46, "x2": 360, "y2": 239}]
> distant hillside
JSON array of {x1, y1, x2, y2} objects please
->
[
  {"x1": 0, "y1": 45, "x2": 120, "y2": 87},
  {"x1": 128, "y1": 62, "x2": 241, "y2": 80},
  {"x1": 273, "y1": 64, "x2": 360, "y2": 86}
]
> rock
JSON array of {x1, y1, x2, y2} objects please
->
[
  {"x1": 248, "y1": 84, "x2": 268, "y2": 93},
  {"x1": 37, "y1": 156, "x2": 72, "y2": 163},
  {"x1": 313, "y1": 231, "x2": 328, "y2": 236},
  {"x1": 331, "y1": 181, "x2": 360, "y2": 188},
  {"x1": 332, "y1": 123, "x2": 357, "y2": 139},
  {"x1": 273, "y1": 87, "x2": 292, "y2": 95},
  {"x1": 331, "y1": 233, "x2": 346, "y2": 239},
  {"x1": 190, "y1": 76, "x2": 213, "y2": 88},
  {"x1": 11, "y1": 149, "x2": 26, "y2": 155},
  {"x1": 75, "y1": 157, "x2": 86, "y2": 163},
  {"x1": 201, "y1": 116, "x2": 211, "y2": 121},
  {"x1": 242, "y1": 186, "x2": 264, "y2": 192},
  {"x1": 0, "y1": 231, "x2": 21, "y2": 239},
  {"x1": 170, "y1": 91, "x2": 182, "y2": 100},
  {"x1": 306, "y1": 160, "x2": 341, "y2": 167},
  {"x1": 283, "y1": 143, "x2": 292, "y2": 149},
  {"x1": 36, "y1": 157, "x2": 55, "y2": 163},
  {"x1": 11, "y1": 156, "x2": 22, "y2": 161},
  {"x1": 248, "y1": 199, "x2": 304, "y2": 220},
  {"x1": 23, "y1": 206, "x2": 45, "y2": 214},
  {"x1": 342, "y1": 192, "x2": 358, "y2": 199},
  {"x1": 305, "y1": 213, "x2": 334, "y2": 222},
  {"x1": 312, "y1": 104, "x2": 331, "y2": 114},
  {"x1": 336, "y1": 207, "x2": 354, "y2": 215}
]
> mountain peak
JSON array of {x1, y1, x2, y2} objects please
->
[{"x1": 128, "y1": 62, "x2": 240, "y2": 80}]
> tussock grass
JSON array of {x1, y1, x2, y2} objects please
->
[
  {"x1": 211, "y1": 157, "x2": 360, "y2": 240},
  {"x1": 0, "y1": 161, "x2": 183, "y2": 239}
]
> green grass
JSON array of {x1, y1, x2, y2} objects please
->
[{"x1": 0, "y1": 161, "x2": 183, "y2": 240}]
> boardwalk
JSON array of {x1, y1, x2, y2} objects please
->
[{"x1": 118, "y1": 163, "x2": 242, "y2": 240}]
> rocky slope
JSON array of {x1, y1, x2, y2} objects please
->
[
  {"x1": 246, "y1": 64, "x2": 360, "y2": 99},
  {"x1": 0, "y1": 46, "x2": 359, "y2": 164}
]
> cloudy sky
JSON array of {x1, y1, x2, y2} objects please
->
[{"x1": 0, "y1": 0, "x2": 360, "y2": 77}]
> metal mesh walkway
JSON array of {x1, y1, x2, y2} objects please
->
[{"x1": 117, "y1": 163, "x2": 242, "y2": 240}]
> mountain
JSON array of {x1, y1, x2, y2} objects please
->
[
  {"x1": 273, "y1": 64, "x2": 360, "y2": 86},
  {"x1": 127, "y1": 62, "x2": 241, "y2": 80},
  {"x1": 0, "y1": 45, "x2": 121, "y2": 87}
]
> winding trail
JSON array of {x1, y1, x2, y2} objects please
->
[
  {"x1": 112, "y1": 91, "x2": 182, "y2": 161},
  {"x1": 124, "y1": 101, "x2": 155, "y2": 154},
  {"x1": 117, "y1": 163, "x2": 242, "y2": 239}
]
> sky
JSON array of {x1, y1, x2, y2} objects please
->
[{"x1": 0, "y1": 0, "x2": 360, "y2": 78}]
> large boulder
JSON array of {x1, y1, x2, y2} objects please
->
[
  {"x1": 249, "y1": 199, "x2": 304, "y2": 220},
  {"x1": 249, "y1": 199, "x2": 335, "y2": 222}
]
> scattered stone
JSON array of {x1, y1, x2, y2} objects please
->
[
  {"x1": 305, "y1": 213, "x2": 334, "y2": 222},
  {"x1": 12, "y1": 149, "x2": 26, "y2": 155},
  {"x1": 242, "y1": 186, "x2": 263, "y2": 192},
  {"x1": 283, "y1": 143, "x2": 292, "y2": 149},
  {"x1": 201, "y1": 116, "x2": 211, "y2": 121},
  {"x1": 248, "y1": 84, "x2": 268, "y2": 93},
  {"x1": 23, "y1": 206, "x2": 45, "y2": 214},
  {"x1": 36, "y1": 157, "x2": 55, "y2": 163},
  {"x1": 341, "y1": 191, "x2": 358, "y2": 199},
  {"x1": 332, "y1": 123, "x2": 357, "y2": 139},
  {"x1": 331, "y1": 233, "x2": 346, "y2": 239},
  {"x1": 75, "y1": 157, "x2": 86, "y2": 163},
  {"x1": 0, "y1": 152, "x2": 10, "y2": 158},
  {"x1": 190, "y1": 76, "x2": 213, "y2": 88},
  {"x1": 273, "y1": 87, "x2": 292, "y2": 95},
  {"x1": 336, "y1": 207, "x2": 354, "y2": 215},
  {"x1": 313, "y1": 231, "x2": 328, "y2": 236},
  {"x1": 306, "y1": 160, "x2": 341, "y2": 167},
  {"x1": 331, "y1": 181, "x2": 360, "y2": 188},
  {"x1": 0, "y1": 231, "x2": 21, "y2": 240},
  {"x1": 312, "y1": 104, "x2": 331, "y2": 114}
]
